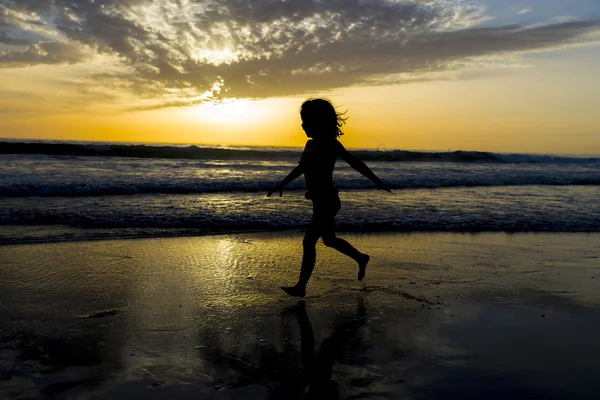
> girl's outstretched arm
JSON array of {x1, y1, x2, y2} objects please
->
[
  {"x1": 267, "y1": 165, "x2": 304, "y2": 197},
  {"x1": 337, "y1": 142, "x2": 392, "y2": 193}
]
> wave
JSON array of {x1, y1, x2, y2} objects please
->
[
  {"x1": 2, "y1": 185, "x2": 598, "y2": 241},
  {"x1": 3, "y1": 141, "x2": 599, "y2": 164},
  {"x1": 2, "y1": 177, "x2": 600, "y2": 197}
]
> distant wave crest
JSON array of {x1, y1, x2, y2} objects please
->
[{"x1": 3, "y1": 141, "x2": 599, "y2": 164}]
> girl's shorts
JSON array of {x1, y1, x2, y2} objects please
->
[{"x1": 310, "y1": 195, "x2": 341, "y2": 227}]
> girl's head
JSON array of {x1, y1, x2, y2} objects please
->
[{"x1": 300, "y1": 98, "x2": 347, "y2": 139}]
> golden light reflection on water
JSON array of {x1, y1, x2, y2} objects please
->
[
  {"x1": 212, "y1": 238, "x2": 237, "y2": 286},
  {"x1": 181, "y1": 236, "x2": 287, "y2": 310}
]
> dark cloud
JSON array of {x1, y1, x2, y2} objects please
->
[
  {"x1": 1, "y1": 0, "x2": 599, "y2": 105},
  {"x1": 0, "y1": 1, "x2": 47, "y2": 29}
]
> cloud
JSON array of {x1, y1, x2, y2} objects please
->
[
  {"x1": 0, "y1": 88, "x2": 38, "y2": 100},
  {"x1": 0, "y1": 40, "x2": 88, "y2": 67},
  {"x1": 0, "y1": 31, "x2": 30, "y2": 45},
  {"x1": 0, "y1": 2, "x2": 57, "y2": 38},
  {"x1": 1, "y1": 0, "x2": 599, "y2": 107}
]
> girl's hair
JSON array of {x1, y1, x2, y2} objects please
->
[{"x1": 300, "y1": 98, "x2": 347, "y2": 138}]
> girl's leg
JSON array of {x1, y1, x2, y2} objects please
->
[
  {"x1": 282, "y1": 228, "x2": 320, "y2": 297},
  {"x1": 321, "y1": 232, "x2": 370, "y2": 281}
]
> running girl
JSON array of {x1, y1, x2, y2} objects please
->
[{"x1": 268, "y1": 98, "x2": 391, "y2": 297}]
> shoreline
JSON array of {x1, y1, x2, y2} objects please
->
[
  {"x1": 2, "y1": 224, "x2": 600, "y2": 247},
  {"x1": 0, "y1": 226, "x2": 296, "y2": 247}
]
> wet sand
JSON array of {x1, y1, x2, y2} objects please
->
[{"x1": 1, "y1": 232, "x2": 599, "y2": 399}]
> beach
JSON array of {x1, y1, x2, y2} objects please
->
[
  {"x1": 2, "y1": 0, "x2": 600, "y2": 398},
  {"x1": 1, "y1": 232, "x2": 599, "y2": 399}
]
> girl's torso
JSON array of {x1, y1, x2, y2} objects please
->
[{"x1": 300, "y1": 139, "x2": 339, "y2": 199}]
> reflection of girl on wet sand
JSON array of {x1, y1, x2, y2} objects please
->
[
  {"x1": 268, "y1": 98, "x2": 391, "y2": 297},
  {"x1": 282, "y1": 300, "x2": 366, "y2": 399}
]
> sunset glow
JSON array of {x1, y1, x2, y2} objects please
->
[
  {"x1": 1, "y1": 0, "x2": 599, "y2": 153},
  {"x1": 190, "y1": 100, "x2": 271, "y2": 127}
]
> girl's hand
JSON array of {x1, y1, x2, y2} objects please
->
[
  {"x1": 267, "y1": 184, "x2": 284, "y2": 197},
  {"x1": 376, "y1": 182, "x2": 392, "y2": 194}
]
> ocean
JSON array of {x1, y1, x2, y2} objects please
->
[{"x1": 1, "y1": 140, "x2": 599, "y2": 244}]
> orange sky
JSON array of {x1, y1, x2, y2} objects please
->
[{"x1": 1, "y1": 1, "x2": 599, "y2": 154}]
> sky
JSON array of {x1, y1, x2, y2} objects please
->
[{"x1": 1, "y1": 0, "x2": 599, "y2": 154}]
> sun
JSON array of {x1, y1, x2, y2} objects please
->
[
  {"x1": 171, "y1": 97, "x2": 295, "y2": 146},
  {"x1": 190, "y1": 99, "x2": 268, "y2": 126}
]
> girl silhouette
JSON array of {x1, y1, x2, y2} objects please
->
[{"x1": 268, "y1": 98, "x2": 391, "y2": 297}]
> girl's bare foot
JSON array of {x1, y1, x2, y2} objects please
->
[
  {"x1": 281, "y1": 285, "x2": 306, "y2": 297},
  {"x1": 358, "y1": 254, "x2": 370, "y2": 281}
]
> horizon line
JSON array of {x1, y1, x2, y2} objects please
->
[{"x1": 1, "y1": 137, "x2": 599, "y2": 158}]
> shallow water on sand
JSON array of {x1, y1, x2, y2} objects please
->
[{"x1": 1, "y1": 232, "x2": 599, "y2": 399}]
